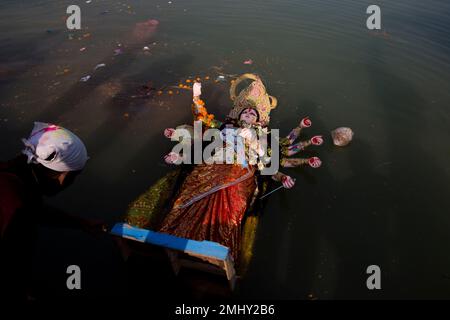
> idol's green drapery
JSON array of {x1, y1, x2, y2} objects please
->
[{"x1": 158, "y1": 163, "x2": 256, "y2": 261}]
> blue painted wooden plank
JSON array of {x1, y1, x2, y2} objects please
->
[{"x1": 110, "y1": 223, "x2": 229, "y2": 260}]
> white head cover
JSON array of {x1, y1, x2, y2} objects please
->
[{"x1": 22, "y1": 122, "x2": 89, "y2": 172}]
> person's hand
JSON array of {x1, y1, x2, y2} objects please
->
[
  {"x1": 164, "y1": 128, "x2": 176, "y2": 138},
  {"x1": 310, "y1": 135, "x2": 324, "y2": 146},
  {"x1": 164, "y1": 152, "x2": 181, "y2": 165},
  {"x1": 281, "y1": 175, "x2": 296, "y2": 189},
  {"x1": 308, "y1": 157, "x2": 322, "y2": 168},
  {"x1": 81, "y1": 218, "x2": 107, "y2": 236},
  {"x1": 300, "y1": 116, "x2": 312, "y2": 128}
]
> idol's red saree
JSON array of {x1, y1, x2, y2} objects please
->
[{"x1": 159, "y1": 163, "x2": 256, "y2": 261}]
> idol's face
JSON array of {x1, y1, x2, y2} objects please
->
[{"x1": 239, "y1": 108, "x2": 258, "y2": 125}]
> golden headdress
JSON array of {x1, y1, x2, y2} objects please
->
[{"x1": 228, "y1": 73, "x2": 278, "y2": 126}]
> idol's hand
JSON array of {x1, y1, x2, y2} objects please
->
[
  {"x1": 238, "y1": 127, "x2": 256, "y2": 142},
  {"x1": 164, "y1": 128, "x2": 176, "y2": 139},
  {"x1": 193, "y1": 82, "x2": 202, "y2": 98},
  {"x1": 308, "y1": 157, "x2": 322, "y2": 168},
  {"x1": 310, "y1": 135, "x2": 324, "y2": 146},
  {"x1": 164, "y1": 152, "x2": 181, "y2": 165},
  {"x1": 300, "y1": 116, "x2": 312, "y2": 128},
  {"x1": 281, "y1": 175, "x2": 296, "y2": 189}
]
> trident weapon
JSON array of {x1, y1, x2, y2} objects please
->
[{"x1": 260, "y1": 178, "x2": 296, "y2": 200}]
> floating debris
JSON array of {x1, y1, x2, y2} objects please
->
[
  {"x1": 80, "y1": 75, "x2": 91, "y2": 82},
  {"x1": 94, "y1": 63, "x2": 106, "y2": 70},
  {"x1": 56, "y1": 68, "x2": 70, "y2": 76},
  {"x1": 176, "y1": 84, "x2": 191, "y2": 90},
  {"x1": 307, "y1": 293, "x2": 318, "y2": 300},
  {"x1": 79, "y1": 47, "x2": 86, "y2": 52},
  {"x1": 114, "y1": 48, "x2": 124, "y2": 55},
  {"x1": 130, "y1": 82, "x2": 157, "y2": 99},
  {"x1": 243, "y1": 59, "x2": 253, "y2": 65}
]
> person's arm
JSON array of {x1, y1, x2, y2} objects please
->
[
  {"x1": 40, "y1": 205, "x2": 106, "y2": 235},
  {"x1": 0, "y1": 174, "x2": 25, "y2": 238}
]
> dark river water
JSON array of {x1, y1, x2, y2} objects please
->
[{"x1": 1, "y1": 0, "x2": 450, "y2": 299}]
